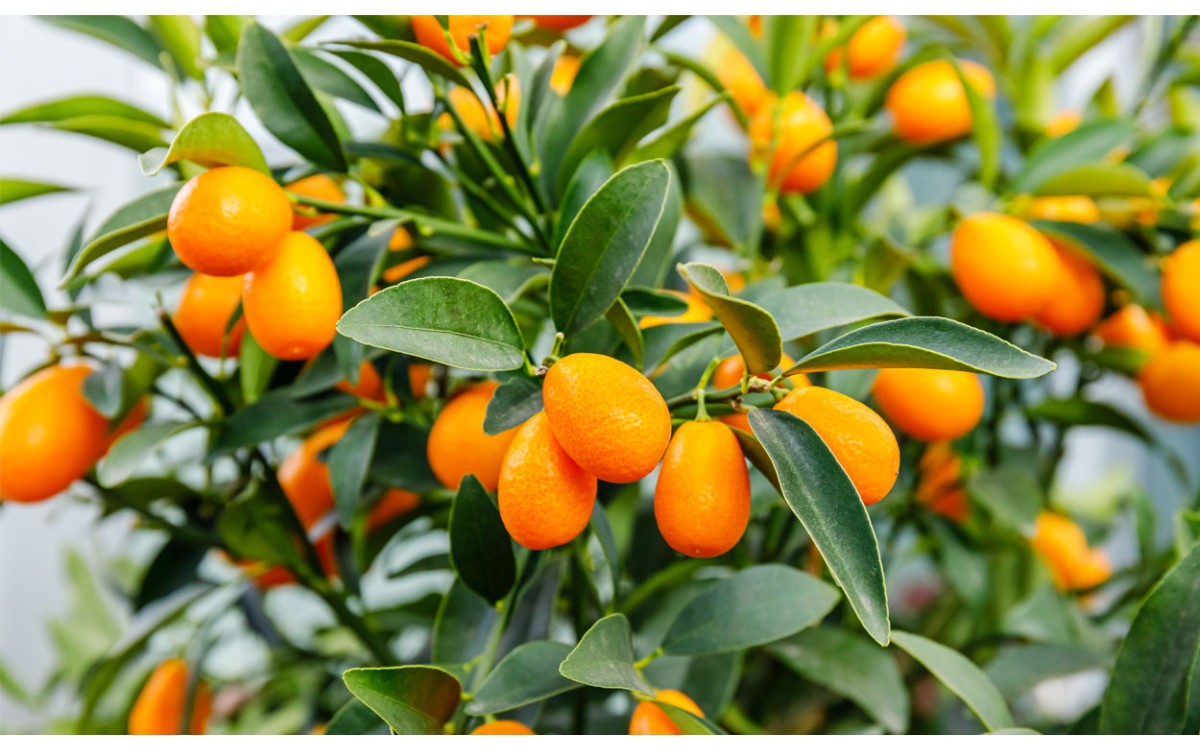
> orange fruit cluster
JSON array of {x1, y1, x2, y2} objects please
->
[
  {"x1": 128, "y1": 658, "x2": 211, "y2": 735},
  {"x1": 711, "y1": 353, "x2": 810, "y2": 433},
  {"x1": 629, "y1": 689, "x2": 704, "y2": 734},
  {"x1": 1031, "y1": 512, "x2": 1111, "y2": 592},
  {"x1": 412, "y1": 16, "x2": 513, "y2": 65},
  {"x1": 914, "y1": 442, "x2": 969, "y2": 523},
  {"x1": 0, "y1": 364, "x2": 144, "y2": 503},
  {"x1": 872, "y1": 368, "x2": 985, "y2": 442}
]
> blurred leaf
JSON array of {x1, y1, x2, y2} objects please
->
[
  {"x1": 707, "y1": 15, "x2": 766, "y2": 82},
  {"x1": 342, "y1": 666, "x2": 461, "y2": 735},
  {"x1": 449, "y1": 475, "x2": 515, "y2": 603},
  {"x1": 680, "y1": 154, "x2": 760, "y2": 247},
  {"x1": 657, "y1": 702, "x2": 727, "y2": 735},
  {"x1": 761, "y1": 282, "x2": 910, "y2": 341},
  {"x1": 606, "y1": 297, "x2": 645, "y2": 369},
  {"x1": 213, "y1": 391, "x2": 359, "y2": 453},
  {"x1": 98, "y1": 421, "x2": 197, "y2": 487},
  {"x1": 891, "y1": 630, "x2": 1015, "y2": 731},
  {"x1": 149, "y1": 15, "x2": 204, "y2": 80},
  {"x1": 785, "y1": 317, "x2": 1056, "y2": 379},
  {"x1": 0, "y1": 660, "x2": 30, "y2": 706},
  {"x1": 204, "y1": 15, "x2": 252, "y2": 54},
  {"x1": 140, "y1": 111, "x2": 269, "y2": 176},
  {"x1": 432, "y1": 580, "x2": 498, "y2": 665},
  {"x1": 369, "y1": 421, "x2": 438, "y2": 491},
  {"x1": 238, "y1": 22, "x2": 346, "y2": 171},
  {"x1": 558, "y1": 87, "x2": 679, "y2": 190},
  {"x1": 238, "y1": 328, "x2": 277, "y2": 404},
  {"x1": 1001, "y1": 585, "x2": 1108, "y2": 649},
  {"x1": 329, "y1": 413, "x2": 381, "y2": 527},
  {"x1": 630, "y1": 94, "x2": 728, "y2": 163},
  {"x1": 467, "y1": 641, "x2": 578, "y2": 715},
  {"x1": 1033, "y1": 221, "x2": 1159, "y2": 305},
  {"x1": 771, "y1": 627, "x2": 909, "y2": 734},
  {"x1": 483, "y1": 376, "x2": 542, "y2": 435},
  {"x1": 217, "y1": 487, "x2": 301, "y2": 565},
  {"x1": 1, "y1": 94, "x2": 168, "y2": 129},
  {"x1": 134, "y1": 538, "x2": 208, "y2": 612},
  {"x1": 282, "y1": 15, "x2": 330, "y2": 43},
  {"x1": 0, "y1": 178, "x2": 71, "y2": 208},
  {"x1": 550, "y1": 160, "x2": 671, "y2": 336},
  {"x1": 330, "y1": 50, "x2": 405, "y2": 111},
  {"x1": 1101, "y1": 542, "x2": 1200, "y2": 733},
  {"x1": 1025, "y1": 397, "x2": 1154, "y2": 443},
  {"x1": 764, "y1": 16, "x2": 815, "y2": 93},
  {"x1": 951, "y1": 57, "x2": 1001, "y2": 189},
  {"x1": 325, "y1": 39, "x2": 472, "y2": 88},
  {"x1": 1011, "y1": 118, "x2": 1135, "y2": 194},
  {"x1": 930, "y1": 519, "x2": 989, "y2": 610},
  {"x1": 559, "y1": 613, "x2": 649, "y2": 692},
  {"x1": 679, "y1": 262, "x2": 781, "y2": 374},
  {"x1": 62, "y1": 184, "x2": 181, "y2": 286},
  {"x1": 50, "y1": 114, "x2": 167, "y2": 152},
  {"x1": 325, "y1": 699, "x2": 389, "y2": 735},
  {"x1": 338, "y1": 277, "x2": 525, "y2": 371},
  {"x1": 292, "y1": 49, "x2": 382, "y2": 113},
  {"x1": 663, "y1": 565, "x2": 839, "y2": 657},
  {"x1": 749, "y1": 410, "x2": 890, "y2": 646},
  {"x1": 1034, "y1": 162, "x2": 1154, "y2": 197},
  {"x1": 967, "y1": 466, "x2": 1042, "y2": 535},
  {"x1": 986, "y1": 645, "x2": 1110, "y2": 700},
  {"x1": 1049, "y1": 16, "x2": 1135, "y2": 73},
  {"x1": 0, "y1": 238, "x2": 46, "y2": 318},
  {"x1": 39, "y1": 16, "x2": 164, "y2": 69}
]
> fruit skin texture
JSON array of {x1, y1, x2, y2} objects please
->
[
  {"x1": 951, "y1": 213, "x2": 1060, "y2": 322},
  {"x1": 243, "y1": 231, "x2": 343, "y2": 360},
  {"x1": 427, "y1": 381, "x2": 518, "y2": 491},
  {"x1": 1162, "y1": 240, "x2": 1200, "y2": 342},
  {"x1": 629, "y1": 689, "x2": 704, "y2": 735},
  {"x1": 824, "y1": 16, "x2": 906, "y2": 79},
  {"x1": 718, "y1": 46, "x2": 768, "y2": 118},
  {"x1": 774, "y1": 386, "x2": 900, "y2": 505},
  {"x1": 654, "y1": 421, "x2": 751, "y2": 558},
  {"x1": 871, "y1": 368, "x2": 985, "y2": 441},
  {"x1": 749, "y1": 92, "x2": 837, "y2": 194},
  {"x1": 286, "y1": 174, "x2": 344, "y2": 230},
  {"x1": 471, "y1": 720, "x2": 537, "y2": 735},
  {"x1": 167, "y1": 166, "x2": 292, "y2": 277},
  {"x1": 1031, "y1": 512, "x2": 1111, "y2": 592},
  {"x1": 128, "y1": 658, "x2": 211, "y2": 734},
  {"x1": 711, "y1": 354, "x2": 810, "y2": 433},
  {"x1": 542, "y1": 353, "x2": 673, "y2": 484},
  {"x1": 1093, "y1": 304, "x2": 1170, "y2": 355},
  {"x1": 1033, "y1": 242, "x2": 1105, "y2": 337},
  {"x1": 172, "y1": 273, "x2": 246, "y2": 358},
  {"x1": 886, "y1": 59, "x2": 996, "y2": 143},
  {"x1": 498, "y1": 412, "x2": 596, "y2": 550},
  {"x1": 639, "y1": 290, "x2": 711, "y2": 329},
  {"x1": 411, "y1": 16, "x2": 513, "y2": 65},
  {"x1": 278, "y1": 419, "x2": 350, "y2": 530},
  {"x1": 520, "y1": 15, "x2": 591, "y2": 31},
  {"x1": 0, "y1": 364, "x2": 109, "y2": 503},
  {"x1": 1139, "y1": 342, "x2": 1200, "y2": 423}
]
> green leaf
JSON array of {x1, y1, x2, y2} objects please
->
[
  {"x1": 292, "y1": 49, "x2": 382, "y2": 113},
  {"x1": 324, "y1": 40, "x2": 472, "y2": 88},
  {"x1": 951, "y1": 57, "x2": 1001, "y2": 189},
  {"x1": 678, "y1": 261, "x2": 782, "y2": 374},
  {"x1": 149, "y1": 15, "x2": 204, "y2": 80},
  {"x1": 891, "y1": 630, "x2": 1015, "y2": 731},
  {"x1": 761, "y1": 282, "x2": 910, "y2": 340},
  {"x1": 329, "y1": 413, "x2": 382, "y2": 528},
  {"x1": 62, "y1": 184, "x2": 182, "y2": 286},
  {"x1": 337, "y1": 277, "x2": 525, "y2": 372},
  {"x1": 629, "y1": 94, "x2": 729, "y2": 163},
  {"x1": 1101, "y1": 542, "x2": 1200, "y2": 733},
  {"x1": 0, "y1": 178, "x2": 71, "y2": 207},
  {"x1": 549, "y1": 160, "x2": 671, "y2": 336},
  {"x1": 622, "y1": 287, "x2": 689, "y2": 316},
  {"x1": 342, "y1": 666, "x2": 461, "y2": 735},
  {"x1": 213, "y1": 391, "x2": 359, "y2": 453},
  {"x1": 679, "y1": 154, "x2": 760, "y2": 247},
  {"x1": 467, "y1": 641, "x2": 578, "y2": 715},
  {"x1": 432, "y1": 580, "x2": 498, "y2": 665},
  {"x1": 238, "y1": 328, "x2": 277, "y2": 404},
  {"x1": 662, "y1": 565, "x2": 840, "y2": 657},
  {"x1": 1024, "y1": 397, "x2": 1154, "y2": 443},
  {"x1": 97, "y1": 421, "x2": 198, "y2": 487},
  {"x1": 330, "y1": 50, "x2": 406, "y2": 111},
  {"x1": 967, "y1": 466, "x2": 1042, "y2": 534},
  {"x1": 763, "y1": 16, "x2": 814, "y2": 93},
  {"x1": 370, "y1": 421, "x2": 438, "y2": 492},
  {"x1": 238, "y1": 22, "x2": 346, "y2": 171},
  {"x1": 50, "y1": 115, "x2": 168, "y2": 152},
  {"x1": 606, "y1": 297, "x2": 645, "y2": 369},
  {"x1": 39, "y1": 16, "x2": 164, "y2": 69},
  {"x1": 553, "y1": 150, "x2": 613, "y2": 249},
  {"x1": 786, "y1": 317, "x2": 1055, "y2": 379},
  {"x1": 0, "y1": 239, "x2": 46, "y2": 319},
  {"x1": 1, "y1": 94, "x2": 168, "y2": 129},
  {"x1": 559, "y1": 613, "x2": 650, "y2": 692},
  {"x1": 657, "y1": 702, "x2": 727, "y2": 735},
  {"x1": 483, "y1": 376, "x2": 542, "y2": 435},
  {"x1": 986, "y1": 645, "x2": 1110, "y2": 700},
  {"x1": 205, "y1": 16, "x2": 253, "y2": 55},
  {"x1": 325, "y1": 699, "x2": 388, "y2": 735},
  {"x1": 1032, "y1": 221, "x2": 1159, "y2": 305},
  {"x1": 748, "y1": 410, "x2": 890, "y2": 646},
  {"x1": 557, "y1": 87, "x2": 679, "y2": 191},
  {"x1": 1034, "y1": 162, "x2": 1155, "y2": 197},
  {"x1": 139, "y1": 111, "x2": 269, "y2": 176},
  {"x1": 449, "y1": 475, "x2": 516, "y2": 604},
  {"x1": 134, "y1": 538, "x2": 208, "y2": 612},
  {"x1": 1049, "y1": 16, "x2": 1135, "y2": 73},
  {"x1": 217, "y1": 487, "x2": 301, "y2": 565},
  {"x1": 770, "y1": 627, "x2": 909, "y2": 734},
  {"x1": 1011, "y1": 118, "x2": 1135, "y2": 194},
  {"x1": 457, "y1": 260, "x2": 547, "y2": 304}
]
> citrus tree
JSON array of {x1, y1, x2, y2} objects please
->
[{"x1": 1, "y1": 14, "x2": 1199, "y2": 735}]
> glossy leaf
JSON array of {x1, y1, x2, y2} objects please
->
[
  {"x1": 449, "y1": 475, "x2": 516, "y2": 604},
  {"x1": 891, "y1": 630, "x2": 1015, "y2": 731},
  {"x1": 329, "y1": 413, "x2": 381, "y2": 528},
  {"x1": 628, "y1": 160, "x2": 683, "y2": 289},
  {"x1": 292, "y1": 49, "x2": 382, "y2": 113},
  {"x1": 1011, "y1": 118, "x2": 1135, "y2": 194},
  {"x1": 553, "y1": 150, "x2": 613, "y2": 249},
  {"x1": 62, "y1": 184, "x2": 182, "y2": 286},
  {"x1": 139, "y1": 111, "x2": 269, "y2": 176},
  {"x1": 559, "y1": 614, "x2": 649, "y2": 692},
  {"x1": 212, "y1": 391, "x2": 359, "y2": 453},
  {"x1": 557, "y1": 87, "x2": 679, "y2": 190},
  {"x1": 761, "y1": 282, "x2": 910, "y2": 340},
  {"x1": 342, "y1": 666, "x2": 461, "y2": 735},
  {"x1": 432, "y1": 581, "x2": 497, "y2": 665},
  {"x1": 325, "y1": 39, "x2": 472, "y2": 88},
  {"x1": 329, "y1": 50, "x2": 405, "y2": 110},
  {"x1": 467, "y1": 641, "x2": 577, "y2": 715},
  {"x1": 482, "y1": 376, "x2": 542, "y2": 436},
  {"x1": 338, "y1": 277, "x2": 525, "y2": 372},
  {"x1": 1032, "y1": 221, "x2": 1159, "y2": 305},
  {"x1": 606, "y1": 297, "x2": 645, "y2": 369},
  {"x1": 325, "y1": 699, "x2": 388, "y2": 735},
  {"x1": 98, "y1": 421, "x2": 198, "y2": 487},
  {"x1": 0, "y1": 239, "x2": 46, "y2": 319},
  {"x1": 663, "y1": 565, "x2": 840, "y2": 657},
  {"x1": 679, "y1": 261, "x2": 781, "y2": 374},
  {"x1": 785, "y1": 317, "x2": 1055, "y2": 379},
  {"x1": 749, "y1": 410, "x2": 890, "y2": 646},
  {"x1": 549, "y1": 160, "x2": 671, "y2": 336}
]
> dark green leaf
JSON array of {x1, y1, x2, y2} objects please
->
[
  {"x1": 967, "y1": 466, "x2": 1042, "y2": 534},
  {"x1": 557, "y1": 87, "x2": 679, "y2": 190},
  {"x1": 457, "y1": 260, "x2": 547, "y2": 304},
  {"x1": 134, "y1": 538, "x2": 208, "y2": 612},
  {"x1": 238, "y1": 328, "x2": 276, "y2": 404},
  {"x1": 342, "y1": 666, "x2": 461, "y2": 735},
  {"x1": 40, "y1": 16, "x2": 164, "y2": 69},
  {"x1": 559, "y1": 613, "x2": 649, "y2": 692},
  {"x1": 1024, "y1": 397, "x2": 1154, "y2": 443},
  {"x1": 678, "y1": 261, "x2": 781, "y2": 374},
  {"x1": 449, "y1": 475, "x2": 516, "y2": 603},
  {"x1": 891, "y1": 630, "x2": 1015, "y2": 731},
  {"x1": 467, "y1": 641, "x2": 578, "y2": 715},
  {"x1": 1011, "y1": 118, "x2": 1135, "y2": 194},
  {"x1": 553, "y1": 150, "x2": 613, "y2": 249},
  {"x1": 330, "y1": 50, "x2": 406, "y2": 110},
  {"x1": 432, "y1": 580, "x2": 497, "y2": 665},
  {"x1": 1032, "y1": 221, "x2": 1159, "y2": 305},
  {"x1": 630, "y1": 94, "x2": 728, "y2": 163},
  {"x1": 622, "y1": 287, "x2": 689, "y2": 316},
  {"x1": 98, "y1": 421, "x2": 198, "y2": 487},
  {"x1": 0, "y1": 239, "x2": 46, "y2": 319},
  {"x1": 369, "y1": 421, "x2": 438, "y2": 492},
  {"x1": 338, "y1": 277, "x2": 525, "y2": 371},
  {"x1": 679, "y1": 154, "x2": 760, "y2": 247},
  {"x1": 663, "y1": 565, "x2": 840, "y2": 657},
  {"x1": 483, "y1": 376, "x2": 542, "y2": 435},
  {"x1": 292, "y1": 49, "x2": 382, "y2": 113},
  {"x1": 629, "y1": 165, "x2": 684, "y2": 289},
  {"x1": 748, "y1": 410, "x2": 890, "y2": 646},
  {"x1": 329, "y1": 413, "x2": 381, "y2": 528},
  {"x1": 325, "y1": 40, "x2": 472, "y2": 88},
  {"x1": 761, "y1": 282, "x2": 910, "y2": 340},
  {"x1": 62, "y1": 184, "x2": 182, "y2": 286},
  {"x1": 606, "y1": 297, "x2": 645, "y2": 369},
  {"x1": 217, "y1": 487, "x2": 301, "y2": 565},
  {"x1": 325, "y1": 699, "x2": 389, "y2": 735},
  {"x1": 657, "y1": 702, "x2": 727, "y2": 735},
  {"x1": 139, "y1": 112, "x2": 269, "y2": 176},
  {"x1": 213, "y1": 391, "x2": 359, "y2": 453}
]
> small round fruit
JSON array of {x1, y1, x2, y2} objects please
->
[
  {"x1": 1162, "y1": 240, "x2": 1200, "y2": 342},
  {"x1": 498, "y1": 412, "x2": 597, "y2": 550},
  {"x1": 886, "y1": 59, "x2": 996, "y2": 143},
  {"x1": 471, "y1": 720, "x2": 537, "y2": 735},
  {"x1": 639, "y1": 290, "x2": 711, "y2": 329},
  {"x1": 711, "y1": 353, "x2": 810, "y2": 433},
  {"x1": 1031, "y1": 512, "x2": 1110, "y2": 592},
  {"x1": 1139, "y1": 342, "x2": 1200, "y2": 423},
  {"x1": 243, "y1": 231, "x2": 343, "y2": 360},
  {"x1": 542, "y1": 353, "x2": 672, "y2": 484},
  {"x1": 337, "y1": 361, "x2": 385, "y2": 402},
  {"x1": 172, "y1": 273, "x2": 246, "y2": 358},
  {"x1": 655, "y1": 421, "x2": 751, "y2": 558},
  {"x1": 520, "y1": 15, "x2": 591, "y2": 31},
  {"x1": 718, "y1": 46, "x2": 768, "y2": 118},
  {"x1": 128, "y1": 658, "x2": 211, "y2": 735},
  {"x1": 411, "y1": 15, "x2": 513, "y2": 65},
  {"x1": 278, "y1": 419, "x2": 350, "y2": 530},
  {"x1": 950, "y1": 213, "x2": 1061, "y2": 322},
  {"x1": 1093, "y1": 304, "x2": 1170, "y2": 354},
  {"x1": 1034, "y1": 242, "x2": 1105, "y2": 337},
  {"x1": 871, "y1": 368, "x2": 985, "y2": 441},
  {"x1": 749, "y1": 92, "x2": 837, "y2": 194},
  {"x1": 629, "y1": 689, "x2": 704, "y2": 735},
  {"x1": 427, "y1": 382, "x2": 518, "y2": 491},
  {"x1": 0, "y1": 364, "x2": 108, "y2": 503},
  {"x1": 824, "y1": 16, "x2": 906, "y2": 79},
  {"x1": 167, "y1": 166, "x2": 292, "y2": 277},
  {"x1": 1024, "y1": 196, "x2": 1100, "y2": 223},
  {"x1": 408, "y1": 363, "x2": 433, "y2": 398},
  {"x1": 287, "y1": 174, "x2": 345, "y2": 230},
  {"x1": 774, "y1": 386, "x2": 900, "y2": 505}
]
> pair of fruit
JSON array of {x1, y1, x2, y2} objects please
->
[
  {"x1": 1030, "y1": 512, "x2": 1111, "y2": 592},
  {"x1": 0, "y1": 364, "x2": 145, "y2": 503},
  {"x1": 167, "y1": 166, "x2": 342, "y2": 361},
  {"x1": 128, "y1": 658, "x2": 211, "y2": 735}
]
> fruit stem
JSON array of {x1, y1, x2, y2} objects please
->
[
  {"x1": 694, "y1": 357, "x2": 721, "y2": 420},
  {"x1": 633, "y1": 647, "x2": 663, "y2": 670},
  {"x1": 545, "y1": 332, "x2": 566, "y2": 364}
]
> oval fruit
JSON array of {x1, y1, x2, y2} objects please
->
[
  {"x1": 886, "y1": 59, "x2": 996, "y2": 143},
  {"x1": 749, "y1": 92, "x2": 837, "y2": 194},
  {"x1": 1162, "y1": 239, "x2": 1200, "y2": 342},
  {"x1": 411, "y1": 15, "x2": 513, "y2": 65},
  {"x1": 128, "y1": 658, "x2": 211, "y2": 735},
  {"x1": 871, "y1": 368, "x2": 985, "y2": 441},
  {"x1": 629, "y1": 689, "x2": 704, "y2": 735},
  {"x1": 1139, "y1": 342, "x2": 1200, "y2": 423},
  {"x1": 950, "y1": 213, "x2": 1061, "y2": 322},
  {"x1": 471, "y1": 720, "x2": 537, "y2": 735},
  {"x1": 1093, "y1": 304, "x2": 1171, "y2": 355},
  {"x1": 278, "y1": 419, "x2": 351, "y2": 530},
  {"x1": 427, "y1": 381, "x2": 518, "y2": 491},
  {"x1": 1033, "y1": 242, "x2": 1105, "y2": 337},
  {"x1": 243, "y1": 231, "x2": 343, "y2": 360},
  {"x1": 824, "y1": 15, "x2": 906, "y2": 79},
  {"x1": 172, "y1": 273, "x2": 246, "y2": 358}
]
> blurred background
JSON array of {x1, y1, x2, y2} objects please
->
[{"x1": 1, "y1": 14, "x2": 1196, "y2": 730}]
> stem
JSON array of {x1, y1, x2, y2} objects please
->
[
  {"x1": 157, "y1": 306, "x2": 234, "y2": 416},
  {"x1": 693, "y1": 356, "x2": 722, "y2": 421}
]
